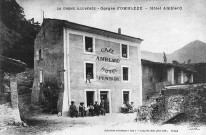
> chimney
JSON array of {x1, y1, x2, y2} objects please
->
[{"x1": 118, "y1": 28, "x2": 121, "y2": 34}]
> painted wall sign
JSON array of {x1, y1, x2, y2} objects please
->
[
  {"x1": 97, "y1": 76, "x2": 120, "y2": 81},
  {"x1": 96, "y1": 56, "x2": 120, "y2": 63},
  {"x1": 101, "y1": 67, "x2": 118, "y2": 74},
  {"x1": 101, "y1": 48, "x2": 114, "y2": 54}
]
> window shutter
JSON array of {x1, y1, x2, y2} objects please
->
[
  {"x1": 39, "y1": 71, "x2": 43, "y2": 83},
  {"x1": 36, "y1": 50, "x2": 39, "y2": 61}
]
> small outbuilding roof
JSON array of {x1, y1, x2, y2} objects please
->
[
  {"x1": 43, "y1": 18, "x2": 143, "y2": 44},
  {"x1": 0, "y1": 55, "x2": 27, "y2": 73},
  {"x1": 141, "y1": 59, "x2": 196, "y2": 73}
]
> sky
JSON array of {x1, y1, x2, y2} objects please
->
[{"x1": 17, "y1": 0, "x2": 206, "y2": 54}]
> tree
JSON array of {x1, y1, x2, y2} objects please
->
[
  {"x1": 163, "y1": 52, "x2": 167, "y2": 63},
  {"x1": 0, "y1": 0, "x2": 25, "y2": 32},
  {"x1": 172, "y1": 60, "x2": 179, "y2": 65},
  {"x1": 187, "y1": 59, "x2": 191, "y2": 64},
  {"x1": 0, "y1": 0, "x2": 40, "y2": 68}
]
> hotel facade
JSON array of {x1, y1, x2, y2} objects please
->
[{"x1": 32, "y1": 19, "x2": 143, "y2": 115}]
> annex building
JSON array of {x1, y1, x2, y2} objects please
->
[{"x1": 32, "y1": 18, "x2": 143, "y2": 115}]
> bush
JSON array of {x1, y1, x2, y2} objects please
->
[
  {"x1": 17, "y1": 68, "x2": 34, "y2": 94},
  {"x1": 41, "y1": 80, "x2": 60, "y2": 112}
]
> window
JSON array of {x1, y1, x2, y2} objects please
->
[
  {"x1": 86, "y1": 63, "x2": 94, "y2": 79},
  {"x1": 121, "y1": 44, "x2": 128, "y2": 58},
  {"x1": 85, "y1": 36, "x2": 94, "y2": 53},
  {"x1": 123, "y1": 67, "x2": 129, "y2": 81},
  {"x1": 122, "y1": 66, "x2": 129, "y2": 82},
  {"x1": 122, "y1": 90, "x2": 131, "y2": 104},
  {"x1": 39, "y1": 49, "x2": 43, "y2": 60},
  {"x1": 84, "y1": 62, "x2": 96, "y2": 82},
  {"x1": 36, "y1": 49, "x2": 43, "y2": 61}
]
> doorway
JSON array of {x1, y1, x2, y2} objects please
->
[
  {"x1": 100, "y1": 91, "x2": 109, "y2": 113},
  {"x1": 86, "y1": 91, "x2": 94, "y2": 106}
]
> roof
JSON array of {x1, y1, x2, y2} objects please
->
[
  {"x1": 141, "y1": 59, "x2": 196, "y2": 73},
  {"x1": 44, "y1": 18, "x2": 143, "y2": 44},
  {"x1": 0, "y1": 55, "x2": 27, "y2": 73}
]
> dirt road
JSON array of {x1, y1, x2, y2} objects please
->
[{"x1": 1, "y1": 113, "x2": 205, "y2": 135}]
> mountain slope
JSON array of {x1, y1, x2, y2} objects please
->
[{"x1": 168, "y1": 40, "x2": 206, "y2": 63}]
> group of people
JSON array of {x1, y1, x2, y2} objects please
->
[
  {"x1": 88, "y1": 101, "x2": 106, "y2": 116},
  {"x1": 69, "y1": 99, "x2": 109, "y2": 118},
  {"x1": 69, "y1": 100, "x2": 135, "y2": 117},
  {"x1": 121, "y1": 101, "x2": 135, "y2": 113}
]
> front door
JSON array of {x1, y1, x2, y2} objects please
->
[{"x1": 100, "y1": 91, "x2": 109, "y2": 113}]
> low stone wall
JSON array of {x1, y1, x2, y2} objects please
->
[
  {"x1": 0, "y1": 102, "x2": 14, "y2": 126},
  {"x1": 136, "y1": 95, "x2": 166, "y2": 123},
  {"x1": 167, "y1": 95, "x2": 185, "y2": 118},
  {"x1": 0, "y1": 93, "x2": 10, "y2": 104},
  {"x1": 184, "y1": 84, "x2": 206, "y2": 123},
  {"x1": 137, "y1": 84, "x2": 206, "y2": 124},
  {"x1": 18, "y1": 93, "x2": 31, "y2": 120},
  {"x1": 0, "y1": 93, "x2": 31, "y2": 127}
]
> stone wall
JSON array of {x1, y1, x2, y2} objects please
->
[
  {"x1": 136, "y1": 94, "x2": 165, "y2": 123},
  {"x1": 0, "y1": 93, "x2": 10, "y2": 104},
  {"x1": 185, "y1": 84, "x2": 206, "y2": 123},
  {"x1": 137, "y1": 88, "x2": 189, "y2": 123},
  {"x1": 142, "y1": 64, "x2": 167, "y2": 103},
  {"x1": 32, "y1": 19, "x2": 64, "y2": 113},
  {"x1": 0, "y1": 102, "x2": 14, "y2": 126},
  {"x1": 167, "y1": 95, "x2": 185, "y2": 118},
  {"x1": 18, "y1": 93, "x2": 31, "y2": 120},
  {"x1": 0, "y1": 93, "x2": 31, "y2": 127},
  {"x1": 137, "y1": 84, "x2": 206, "y2": 124}
]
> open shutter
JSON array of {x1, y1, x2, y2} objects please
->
[
  {"x1": 40, "y1": 71, "x2": 43, "y2": 83},
  {"x1": 36, "y1": 50, "x2": 39, "y2": 61}
]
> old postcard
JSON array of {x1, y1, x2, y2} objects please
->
[{"x1": 0, "y1": 0, "x2": 206, "y2": 134}]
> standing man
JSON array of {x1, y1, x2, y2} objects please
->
[
  {"x1": 101, "y1": 97, "x2": 105, "y2": 109},
  {"x1": 105, "y1": 98, "x2": 109, "y2": 113},
  {"x1": 100, "y1": 102, "x2": 106, "y2": 116},
  {"x1": 94, "y1": 101, "x2": 100, "y2": 116},
  {"x1": 79, "y1": 102, "x2": 86, "y2": 117},
  {"x1": 69, "y1": 101, "x2": 78, "y2": 118}
]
